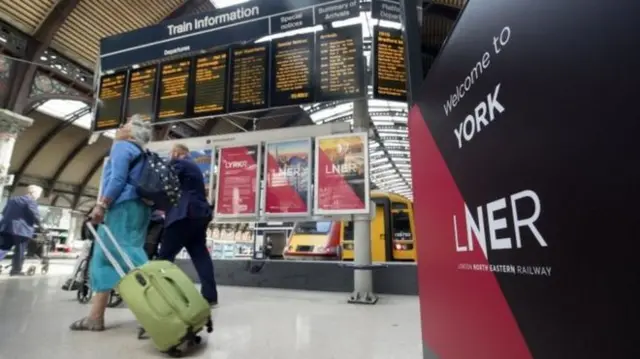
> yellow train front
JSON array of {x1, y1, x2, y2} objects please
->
[
  {"x1": 341, "y1": 191, "x2": 417, "y2": 262},
  {"x1": 284, "y1": 191, "x2": 416, "y2": 262}
]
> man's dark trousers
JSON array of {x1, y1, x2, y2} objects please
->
[
  {"x1": 158, "y1": 217, "x2": 217, "y2": 303},
  {"x1": 0, "y1": 234, "x2": 28, "y2": 274}
]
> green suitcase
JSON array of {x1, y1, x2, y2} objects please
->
[{"x1": 88, "y1": 224, "x2": 213, "y2": 357}]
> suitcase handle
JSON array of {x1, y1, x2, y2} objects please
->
[{"x1": 86, "y1": 222, "x2": 136, "y2": 278}]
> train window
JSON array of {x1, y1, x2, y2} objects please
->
[
  {"x1": 343, "y1": 221, "x2": 354, "y2": 240},
  {"x1": 391, "y1": 212, "x2": 412, "y2": 240},
  {"x1": 294, "y1": 221, "x2": 331, "y2": 234},
  {"x1": 391, "y1": 202, "x2": 409, "y2": 210}
]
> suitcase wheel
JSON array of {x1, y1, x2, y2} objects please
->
[
  {"x1": 107, "y1": 290, "x2": 123, "y2": 308},
  {"x1": 77, "y1": 283, "x2": 92, "y2": 304},
  {"x1": 166, "y1": 348, "x2": 183, "y2": 358},
  {"x1": 27, "y1": 266, "x2": 36, "y2": 276},
  {"x1": 192, "y1": 335, "x2": 202, "y2": 345}
]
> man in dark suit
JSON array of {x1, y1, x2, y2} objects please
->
[
  {"x1": 158, "y1": 144, "x2": 218, "y2": 305},
  {"x1": 0, "y1": 185, "x2": 43, "y2": 276}
]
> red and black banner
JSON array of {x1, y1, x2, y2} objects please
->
[
  {"x1": 264, "y1": 139, "x2": 311, "y2": 216},
  {"x1": 314, "y1": 133, "x2": 370, "y2": 215},
  {"x1": 410, "y1": 1, "x2": 640, "y2": 358},
  {"x1": 214, "y1": 145, "x2": 260, "y2": 218}
]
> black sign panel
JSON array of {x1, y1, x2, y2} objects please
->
[
  {"x1": 409, "y1": 1, "x2": 640, "y2": 359},
  {"x1": 373, "y1": 26, "x2": 406, "y2": 102},
  {"x1": 126, "y1": 65, "x2": 157, "y2": 121},
  {"x1": 229, "y1": 44, "x2": 269, "y2": 113},
  {"x1": 156, "y1": 59, "x2": 192, "y2": 122},
  {"x1": 192, "y1": 51, "x2": 230, "y2": 116},
  {"x1": 314, "y1": 0, "x2": 359, "y2": 24},
  {"x1": 315, "y1": 24, "x2": 365, "y2": 102},
  {"x1": 270, "y1": 33, "x2": 315, "y2": 107},
  {"x1": 371, "y1": 0, "x2": 401, "y2": 22},
  {"x1": 270, "y1": 8, "x2": 314, "y2": 32},
  {"x1": 93, "y1": 72, "x2": 126, "y2": 131}
]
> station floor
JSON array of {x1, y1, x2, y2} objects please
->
[{"x1": 0, "y1": 259, "x2": 421, "y2": 359}]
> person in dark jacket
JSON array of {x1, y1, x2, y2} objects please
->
[
  {"x1": 158, "y1": 143, "x2": 218, "y2": 305},
  {"x1": 0, "y1": 185, "x2": 43, "y2": 275}
]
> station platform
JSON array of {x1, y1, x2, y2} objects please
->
[{"x1": 0, "y1": 260, "x2": 421, "y2": 359}]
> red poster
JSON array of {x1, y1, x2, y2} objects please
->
[
  {"x1": 314, "y1": 133, "x2": 370, "y2": 215},
  {"x1": 264, "y1": 139, "x2": 311, "y2": 216},
  {"x1": 214, "y1": 145, "x2": 260, "y2": 217}
]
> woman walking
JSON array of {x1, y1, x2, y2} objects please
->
[{"x1": 70, "y1": 115, "x2": 152, "y2": 332}]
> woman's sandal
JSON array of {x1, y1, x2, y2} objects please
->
[{"x1": 70, "y1": 317, "x2": 105, "y2": 332}]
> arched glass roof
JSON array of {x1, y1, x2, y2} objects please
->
[{"x1": 36, "y1": 100, "x2": 115, "y2": 138}]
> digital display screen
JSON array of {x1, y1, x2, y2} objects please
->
[
  {"x1": 94, "y1": 72, "x2": 126, "y2": 131},
  {"x1": 193, "y1": 51, "x2": 229, "y2": 116},
  {"x1": 157, "y1": 59, "x2": 191, "y2": 121},
  {"x1": 315, "y1": 25, "x2": 365, "y2": 102},
  {"x1": 270, "y1": 33, "x2": 315, "y2": 107},
  {"x1": 373, "y1": 27, "x2": 407, "y2": 102},
  {"x1": 126, "y1": 66, "x2": 157, "y2": 121},
  {"x1": 229, "y1": 44, "x2": 269, "y2": 113}
]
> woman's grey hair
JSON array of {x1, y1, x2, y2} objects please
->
[{"x1": 129, "y1": 114, "x2": 152, "y2": 145}]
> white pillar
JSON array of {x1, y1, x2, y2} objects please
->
[{"x1": 0, "y1": 109, "x2": 34, "y2": 197}]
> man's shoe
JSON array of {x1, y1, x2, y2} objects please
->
[{"x1": 208, "y1": 300, "x2": 218, "y2": 307}]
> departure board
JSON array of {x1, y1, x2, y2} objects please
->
[
  {"x1": 94, "y1": 72, "x2": 126, "y2": 131},
  {"x1": 315, "y1": 25, "x2": 365, "y2": 102},
  {"x1": 126, "y1": 66, "x2": 157, "y2": 121},
  {"x1": 229, "y1": 44, "x2": 269, "y2": 113},
  {"x1": 193, "y1": 51, "x2": 229, "y2": 116},
  {"x1": 157, "y1": 59, "x2": 192, "y2": 121},
  {"x1": 270, "y1": 33, "x2": 315, "y2": 107},
  {"x1": 373, "y1": 27, "x2": 407, "y2": 102}
]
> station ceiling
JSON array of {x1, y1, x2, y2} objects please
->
[{"x1": 0, "y1": 0, "x2": 466, "y2": 210}]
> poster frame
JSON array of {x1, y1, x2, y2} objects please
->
[
  {"x1": 313, "y1": 132, "x2": 371, "y2": 216},
  {"x1": 213, "y1": 143, "x2": 262, "y2": 221},
  {"x1": 262, "y1": 137, "x2": 313, "y2": 218}
]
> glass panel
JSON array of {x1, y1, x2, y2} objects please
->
[{"x1": 294, "y1": 221, "x2": 332, "y2": 235}]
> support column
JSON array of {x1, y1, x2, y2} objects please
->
[
  {"x1": 348, "y1": 96, "x2": 378, "y2": 305},
  {"x1": 0, "y1": 109, "x2": 34, "y2": 197}
]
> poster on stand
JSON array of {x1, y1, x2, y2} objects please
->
[
  {"x1": 214, "y1": 145, "x2": 261, "y2": 219},
  {"x1": 314, "y1": 133, "x2": 370, "y2": 215},
  {"x1": 264, "y1": 139, "x2": 312, "y2": 217}
]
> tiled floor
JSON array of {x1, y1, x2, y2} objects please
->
[{"x1": 0, "y1": 260, "x2": 421, "y2": 359}]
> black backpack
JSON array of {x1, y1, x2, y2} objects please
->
[{"x1": 128, "y1": 142, "x2": 181, "y2": 211}]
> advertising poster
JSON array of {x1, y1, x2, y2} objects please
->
[
  {"x1": 407, "y1": 1, "x2": 640, "y2": 359},
  {"x1": 214, "y1": 145, "x2": 261, "y2": 218},
  {"x1": 314, "y1": 133, "x2": 370, "y2": 215},
  {"x1": 264, "y1": 139, "x2": 312, "y2": 217}
]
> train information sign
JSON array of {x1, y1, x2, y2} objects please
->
[
  {"x1": 373, "y1": 27, "x2": 407, "y2": 102},
  {"x1": 315, "y1": 24, "x2": 365, "y2": 102},
  {"x1": 193, "y1": 51, "x2": 230, "y2": 116},
  {"x1": 229, "y1": 44, "x2": 269, "y2": 113},
  {"x1": 270, "y1": 33, "x2": 315, "y2": 107},
  {"x1": 126, "y1": 66, "x2": 157, "y2": 121},
  {"x1": 157, "y1": 59, "x2": 192, "y2": 121},
  {"x1": 94, "y1": 72, "x2": 127, "y2": 131}
]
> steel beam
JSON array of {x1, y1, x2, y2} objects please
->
[
  {"x1": 165, "y1": 0, "x2": 213, "y2": 20},
  {"x1": 424, "y1": 1, "x2": 460, "y2": 21},
  {"x1": 9, "y1": 106, "x2": 90, "y2": 193},
  {"x1": 25, "y1": 93, "x2": 92, "y2": 113},
  {"x1": 5, "y1": 0, "x2": 81, "y2": 114},
  {"x1": 72, "y1": 150, "x2": 109, "y2": 209},
  {"x1": 45, "y1": 135, "x2": 90, "y2": 198}
]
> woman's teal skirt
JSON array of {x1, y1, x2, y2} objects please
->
[{"x1": 89, "y1": 199, "x2": 151, "y2": 292}]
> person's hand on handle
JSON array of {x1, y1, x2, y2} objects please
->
[{"x1": 89, "y1": 205, "x2": 105, "y2": 224}]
